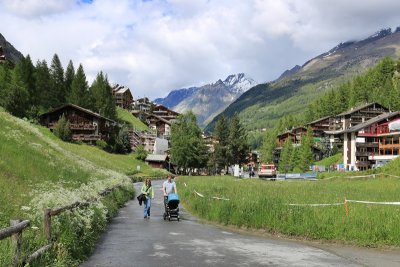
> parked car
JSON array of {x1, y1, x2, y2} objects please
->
[{"x1": 258, "y1": 163, "x2": 277, "y2": 179}]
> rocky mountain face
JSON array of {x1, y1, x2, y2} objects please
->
[
  {"x1": 154, "y1": 73, "x2": 257, "y2": 127},
  {"x1": 0, "y1": 33, "x2": 24, "y2": 64},
  {"x1": 205, "y1": 28, "x2": 400, "y2": 133}
]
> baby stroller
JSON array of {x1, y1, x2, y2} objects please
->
[{"x1": 163, "y1": 193, "x2": 180, "y2": 221}]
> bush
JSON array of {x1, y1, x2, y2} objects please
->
[
  {"x1": 53, "y1": 114, "x2": 72, "y2": 142},
  {"x1": 95, "y1": 139, "x2": 108, "y2": 150},
  {"x1": 135, "y1": 145, "x2": 148, "y2": 161}
]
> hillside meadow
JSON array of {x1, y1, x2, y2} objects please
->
[
  {"x1": 178, "y1": 174, "x2": 400, "y2": 247},
  {"x1": 0, "y1": 108, "x2": 164, "y2": 266}
]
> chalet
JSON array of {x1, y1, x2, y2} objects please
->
[
  {"x1": 306, "y1": 116, "x2": 331, "y2": 138},
  {"x1": 325, "y1": 103, "x2": 389, "y2": 150},
  {"x1": 0, "y1": 46, "x2": 5, "y2": 62},
  {"x1": 152, "y1": 105, "x2": 180, "y2": 121},
  {"x1": 341, "y1": 112, "x2": 400, "y2": 171},
  {"x1": 145, "y1": 154, "x2": 169, "y2": 169},
  {"x1": 276, "y1": 126, "x2": 307, "y2": 147},
  {"x1": 111, "y1": 84, "x2": 133, "y2": 109},
  {"x1": 39, "y1": 103, "x2": 117, "y2": 143},
  {"x1": 132, "y1": 97, "x2": 152, "y2": 113}
]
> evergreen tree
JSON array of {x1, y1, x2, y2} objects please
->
[
  {"x1": 0, "y1": 63, "x2": 12, "y2": 108},
  {"x1": 227, "y1": 113, "x2": 249, "y2": 166},
  {"x1": 260, "y1": 129, "x2": 277, "y2": 163},
  {"x1": 68, "y1": 64, "x2": 89, "y2": 108},
  {"x1": 278, "y1": 138, "x2": 293, "y2": 173},
  {"x1": 296, "y1": 127, "x2": 314, "y2": 172},
  {"x1": 64, "y1": 60, "x2": 75, "y2": 100},
  {"x1": 89, "y1": 71, "x2": 116, "y2": 119},
  {"x1": 4, "y1": 70, "x2": 29, "y2": 118},
  {"x1": 34, "y1": 60, "x2": 52, "y2": 110},
  {"x1": 49, "y1": 54, "x2": 65, "y2": 107},
  {"x1": 213, "y1": 115, "x2": 229, "y2": 173}
]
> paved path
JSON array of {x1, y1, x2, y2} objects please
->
[{"x1": 79, "y1": 180, "x2": 398, "y2": 267}]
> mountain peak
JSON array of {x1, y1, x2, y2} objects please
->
[{"x1": 221, "y1": 73, "x2": 257, "y2": 94}]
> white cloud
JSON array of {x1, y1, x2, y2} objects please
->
[{"x1": 0, "y1": 0, "x2": 399, "y2": 99}]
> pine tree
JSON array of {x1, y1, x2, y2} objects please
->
[
  {"x1": 4, "y1": 70, "x2": 29, "y2": 118},
  {"x1": 213, "y1": 115, "x2": 229, "y2": 173},
  {"x1": 64, "y1": 60, "x2": 75, "y2": 100},
  {"x1": 89, "y1": 71, "x2": 116, "y2": 119},
  {"x1": 227, "y1": 113, "x2": 249, "y2": 166},
  {"x1": 34, "y1": 60, "x2": 52, "y2": 110},
  {"x1": 68, "y1": 64, "x2": 89, "y2": 108},
  {"x1": 278, "y1": 138, "x2": 293, "y2": 173},
  {"x1": 49, "y1": 54, "x2": 65, "y2": 107},
  {"x1": 296, "y1": 127, "x2": 314, "y2": 172}
]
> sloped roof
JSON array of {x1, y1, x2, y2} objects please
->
[
  {"x1": 145, "y1": 154, "x2": 168, "y2": 162},
  {"x1": 39, "y1": 103, "x2": 116, "y2": 123},
  {"x1": 337, "y1": 102, "x2": 387, "y2": 117},
  {"x1": 344, "y1": 112, "x2": 400, "y2": 133},
  {"x1": 306, "y1": 115, "x2": 332, "y2": 125}
]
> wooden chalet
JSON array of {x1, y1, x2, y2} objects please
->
[
  {"x1": 112, "y1": 84, "x2": 133, "y2": 109},
  {"x1": 39, "y1": 103, "x2": 117, "y2": 143},
  {"x1": 152, "y1": 105, "x2": 180, "y2": 121},
  {"x1": 145, "y1": 154, "x2": 169, "y2": 169},
  {"x1": 146, "y1": 114, "x2": 172, "y2": 138},
  {"x1": 133, "y1": 97, "x2": 152, "y2": 113},
  {"x1": 341, "y1": 112, "x2": 400, "y2": 171},
  {"x1": 276, "y1": 126, "x2": 307, "y2": 147},
  {"x1": 306, "y1": 116, "x2": 331, "y2": 138}
]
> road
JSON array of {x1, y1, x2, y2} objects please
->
[{"x1": 80, "y1": 180, "x2": 399, "y2": 267}]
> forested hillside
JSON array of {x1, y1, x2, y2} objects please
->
[
  {"x1": 205, "y1": 29, "x2": 400, "y2": 148},
  {"x1": 260, "y1": 57, "x2": 400, "y2": 164}
]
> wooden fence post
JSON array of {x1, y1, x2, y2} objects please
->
[
  {"x1": 11, "y1": 219, "x2": 22, "y2": 267},
  {"x1": 43, "y1": 209, "x2": 52, "y2": 241}
]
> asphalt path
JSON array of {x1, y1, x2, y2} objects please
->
[{"x1": 79, "y1": 180, "x2": 398, "y2": 267}]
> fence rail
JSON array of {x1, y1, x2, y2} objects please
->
[{"x1": 0, "y1": 184, "x2": 125, "y2": 266}]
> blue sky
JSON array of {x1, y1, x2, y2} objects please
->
[{"x1": 1, "y1": 0, "x2": 400, "y2": 99}]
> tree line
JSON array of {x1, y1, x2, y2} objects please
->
[
  {"x1": 170, "y1": 112, "x2": 249, "y2": 175},
  {"x1": 0, "y1": 54, "x2": 116, "y2": 121},
  {"x1": 0, "y1": 54, "x2": 134, "y2": 153},
  {"x1": 260, "y1": 57, "x2": 400, "y2": 171}
]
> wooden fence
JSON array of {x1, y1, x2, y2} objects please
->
[{"x1": 0, "y1": 184, "x2": 123, "y2": 267}]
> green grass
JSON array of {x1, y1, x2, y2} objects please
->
[
  {"x1": 0, "y1": 108, "x2": 163, "y2": 266},
  {"x1": 178, "y1": 175, "x2": 400, "y2": 247},
  {"x1": 314, "y1": 153, "x2": 343, "y2": 167},
  {"x1": 116, "y1": 106, "x2": 148, "y2": 131}
]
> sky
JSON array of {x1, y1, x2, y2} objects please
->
[{"x1": 1, "y1": 0, "x2": 400, "y2": 100}]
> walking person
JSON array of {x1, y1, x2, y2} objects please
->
[
  {"x1": 141, "y1": 178, "x2": 154, "y2": 219},
  {"x1": 162, "y1": 174, "x2": 177, "y2": 211}
]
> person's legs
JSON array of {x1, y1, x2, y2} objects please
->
[
  {"x1": 147, "y1": 198, "x2": 151, "y2": 217},
  {"x1": 143, "y1": 197, "x2": 149, "y2": 218}
]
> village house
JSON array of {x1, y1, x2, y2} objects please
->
[
  {"x1": 340, "y1": 112, "x2": 400, "y2": 171},
  {"x1": 39, "y1": 103, "x2": 117, "y2": 143},
  {"x1": 145, "y1": 154, "x2": 170, "y2": 169},
  {"x1": 325, "y1": 102, "x2": 389, "y2": 150},
  {"x1": 111, "y1": 84, "x2": 133, "y2": 110}
]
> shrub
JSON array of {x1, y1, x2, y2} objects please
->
[
  {"x1": 53, "y1": 114, "x2": 72, "y2": 142},
  {"x1": 95, "y1": 139, "x2": 108, "y2": 150},
  {"x1": 135, "y1": 145, "x2": 148, "y2": 161}
]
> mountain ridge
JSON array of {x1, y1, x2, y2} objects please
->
[
  {"x1": 154, "y1": 73, "x2": 257, "y2": 127},
  {"x1": 205, "y1": 27, "x2": 400, "y2": 134}
]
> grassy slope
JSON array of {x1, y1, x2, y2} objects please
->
[
  {"x1": 179, "y1": 174, "x2": 400, "y2": 247},
  {"x1": 116, "y1": 106, "x2": 148, "y2": 131},
  {"x1": 0, "y1": 108, "x2": 160, "y2": 228},
  {"x1": 314, "y1": 153, "x2": 343, "y2": 167}
]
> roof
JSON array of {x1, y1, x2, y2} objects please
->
[
  {"x1": 336, "y1": 102, "x2": 387, "y2": 117},
  {"x1": 145, "y1": 154, "x2": 168, "y2": 162},
  {"x1": 343, "y1": 112, "x2": 400, "y2": 133},
  {"x1": 306, "y1": 115, "x2": 332, "y2": 125},
  {"x1": 146, "y1": 114, "x2": 171, "y2": 125},
  {"x1": 39, "y1": 103, "x2": 117, "y2": 123}
]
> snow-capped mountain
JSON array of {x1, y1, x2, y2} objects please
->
[{"x1": 153, "y1": 73, "x2": 257, "y2": 127}]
